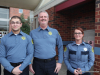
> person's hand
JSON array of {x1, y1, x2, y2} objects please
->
[
  {"x1": 74, "y1": 69, "x2": 79, "y2": 75},
  {"x1": 77, "y1": 68, "x2": 82, "y2": 74},
  {"x1": 12, "y1": 64, "x2": 22, "y2": 75},
  {"x1": 29, "y1": 64, "x2": 35, "y2": 74},
  {"x1": 54, "y1": 63, "x2": 62, "y2": 73}
]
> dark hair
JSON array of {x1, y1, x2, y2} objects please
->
[
  {"x1": 74, "y1": 27, "x2": 84, "y2": 34},
  {"x1": 10, "y1": 16, "x2": 21, "y2": 22}
]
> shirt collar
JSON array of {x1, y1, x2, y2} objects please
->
[
  {"x1": 72, "y1": 41, "x2": 85, "y2": 46},
  {"x1": 8, "y1": 30, "x2": 23, "y2": 36},
  {"x1": 38, "y1": 26, "x2": 50, "y2": 32}
]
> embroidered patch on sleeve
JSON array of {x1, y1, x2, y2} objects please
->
[
  {"x1": 64, "y1": 47, "x2": 67, "y2": 52},
  {"x1": 92, "y1": 47, "x2": 94, "y2": 53},
  {"x1": 58, "y1": 32, "x2": 60, "y2": 36},
  {"x1": 31, "y1": 39, "x2": 34, "y2": 44}
]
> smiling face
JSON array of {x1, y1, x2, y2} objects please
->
[
  {"x1": 74, "y1": 29, "x2": 84, "y2": 40},
  {"x1": 38, "y1": 12, "x2": 49, "y2": 26},
  {"x1": 10, "y1": 18, "x2": 22, "y2": 32}
]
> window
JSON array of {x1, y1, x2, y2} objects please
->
[
  {"x1": 0, "y1": 7, "x2": 9, "y2": 32},
  {"x1": 19, "y1": 9, "x2": 23, "y2": 13}
]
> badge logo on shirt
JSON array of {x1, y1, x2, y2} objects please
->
[
  {"x1": 92, "y1": 47, "x2": 94, "y2": 53},
  {"x1": 48, "y1": 31, "x2": 52, "y2": 35},
  {"x1": 84, "y1": 48, "x2": 87, "y2": 51},
  {"x1": 64, "y1": 47, "x2": 67, "y2": 52},
  {"x1": 31, "y1": 39, "x2": 34, "y2": 44},
  {"x1": 21, "y1": 36, "x2": 26, "y2": 40}
]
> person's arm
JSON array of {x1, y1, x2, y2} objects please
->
[
  {"x1": 54, "y1": 31, "x2": 63, "y2": 73},
  {"x1": 56, "y1": 31, "x2": 63, "y2": 63},
  {"x1": 0, "y1": 38, "x2": 14, "y2": 72},
  {"x1": 29, "y1": 31, "x2": 35, "y2": 74},
  {"x1": 80, "y1": 46, "x2": 95, "y2": 73},
  {"x1": 64, "y1": 46, "x2": 75, "y2": 74},
  {"x1": 19, "y1": 36, "x2": 34, "y2": 71}
]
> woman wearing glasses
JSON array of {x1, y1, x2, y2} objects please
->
[{"x1": 64, "y1": 27, "x2": 94, "y2": 75}]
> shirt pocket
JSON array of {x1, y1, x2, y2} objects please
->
[
  {"x1": 69, "y1": 50, "x2": 76, "y2": 61},
  {"x1": 81, "y1": 51, "x2": 89, "y2": 62}
]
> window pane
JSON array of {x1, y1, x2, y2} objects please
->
[
  {"x1": 0, "y1": 8, "x2": 9, "y2": 14},
  {"x1": 0, "y1": 8, "x2": 9, "y2": 32},
  {"x1": 19, "y1": 9, "x2": 23, "y2": 13},
  {"x1": 0, "y1": 21, "x2": 7, "y2": 26},
  {"x1": 0, "y1": 26, "x2": 7, "y2": 31},
  {"x1": 0, "y1": 13, "x2": 9, "y2": 19}
]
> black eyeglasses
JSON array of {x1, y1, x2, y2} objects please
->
[
  {"x1": 11, "y1": 21, "x2": 21, "y2": 24},
  {"x1": 74, "y1": 33, "x2": 82, "y2": 35}
]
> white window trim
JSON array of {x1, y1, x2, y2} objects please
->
[{"x1": 19, "y1": 9, "x2": 23, "y2": 13}]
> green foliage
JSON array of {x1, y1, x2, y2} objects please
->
[{"x1": 20, "y1": 14, "x2": 30, "y2": 35}]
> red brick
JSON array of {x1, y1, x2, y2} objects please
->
[
  {"x1": 96, "y1": 11, "x2": 99, "y2": 15},
  {"x1": 98, "y1": 25, "x2": 100, "y2": 29},
  {"x1": 95, "y1": 26, "x2": 98, "y2": 29},
  {"x1": 94, "y1": 72, "x2": 100, "y2": 75},
  {"x1": 96, "y1": 15, "x2": 100, "y2": 18},
  {"x1": 98, "y1": 40, "x2": 100, "y2": 44},
  {"x1": 94, "y1": 65, "x2": 100, "y2": 69},
  {"x1": 99, "y1": 11, "x2": 100, "y2": 15},
  {"x1": 98, "y1": 55, "x2": 100, "y2": 59},
  {"x1": 95, "y1": 55, "x2": 98, "y2": 58},
  {"x1": 95, "y1": 18, "x2": 99, "y2": 22},
  {"x1": 95, "y1": 37, "x2": 100, "y2": 40},
  {"x1": 95, "y1": 30, "x2": 100, "y2": 33},
  {"x1": 98, "y1": 62, "x2": 100, "y2": 67},
  {"x1": 94, "y1": 68, "x2": 97, "y2": 71},
  {"x1": 94, "y1": 61, "x2": 97, "y2": 65},
  {"x1": 95, "y1": 40, "x2": 98, "y2": 44}
]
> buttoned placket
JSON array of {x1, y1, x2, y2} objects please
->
[
  {"x1": 15, "y1": 35, "x2": 19, "y2": 44},
  {"x1": 76, "y1": 45, "x2": 81, "y2": 68}
]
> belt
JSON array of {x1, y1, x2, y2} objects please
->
[
  {"x1": 34, "y1": 56, "x2": 55, "y2": 62},
  {"x1": 10, "y1": 62, "x2": 23, "y2": 66},
  {"x1": 72, "y1": 67, "x2": 77, "y2": 69},
  {"x1": 10, "y1": 62, "x2": 23, "y2": 73}
]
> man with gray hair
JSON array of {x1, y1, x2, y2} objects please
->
[{"x1": 29, "y1": 11, "x2": 63, "y2": 75}]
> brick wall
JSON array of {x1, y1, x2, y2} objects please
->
[
  {"x1": 44, "y1": 1, "x2": 95, "y2": 61},
  {"x1": 94, "y1": 0, "x2": 100, "y2": 75},
  {"x1": 9, "y1": 7, "x2": 30, "y2": 19},
  {"x1": 69, "y1": 1, "x2": 95, "y2": 41},
  {"x1": 46, "y1": 1, "x2": 95, "y2": 42}
]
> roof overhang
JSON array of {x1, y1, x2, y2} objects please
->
[
  {"x1": 0, "y1": 0, "x2": 42, "y2": 10},
  {"x1": 55, "y1": 0, "x2": 93, "y2": 12}
]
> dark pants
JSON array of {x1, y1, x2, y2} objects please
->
[
  {"x1": 67, "y1": 70, "x2": 91, "y2": 75},
  {"x1": 4, "y1": 62, "x2": 29, "y2": 75},
  {"x1": 32, "y1": 57, "x2": 58, "y2": 75},
  {"x1": 0, "y1": 64, "x2": 1, "y2": 75}
]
